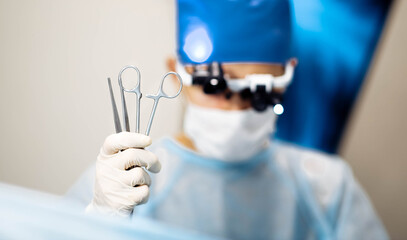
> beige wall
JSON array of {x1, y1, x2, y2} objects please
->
[
  {"x1": 0, "y1": 0, "x2": 184, "y2": 194},
  {"x1": 0, "y1": 0, "x2": 406, "y2": 239},
  {"x1": 340, "y1": 1, "x2": 407, "y2": 239}
]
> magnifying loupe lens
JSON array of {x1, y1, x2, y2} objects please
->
[
  {"x1": 240, "y1": 88, "x2": 252, "y2": 99},
  {"x1": 252, "y1": 93, "x2": 268, "y2": 112},
  {"x1": 203, "y1": 77, "x2": 227, "y2": 94}
]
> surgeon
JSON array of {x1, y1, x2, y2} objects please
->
[{"x1": 68, "y1": 0, "x2": 388, "y2": 239}]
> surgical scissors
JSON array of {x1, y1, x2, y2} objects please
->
[{"x1": 107, "y1": 65, "x2": 183, "y2": 136}]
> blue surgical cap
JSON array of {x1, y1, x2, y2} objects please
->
[{"x1": 177, "y1": 0, "x2": 292, "y2": 64}]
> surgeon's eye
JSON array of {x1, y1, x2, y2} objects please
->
[{"x1": 224, "y1": 91, "x2": 233, "y2": 99}]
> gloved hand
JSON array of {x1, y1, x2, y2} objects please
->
[{"x1": 86, "y1": 132, "x2": 161, "y2": 217}]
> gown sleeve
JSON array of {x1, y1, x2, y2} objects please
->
[
  {"x1": 291, "y1": 145, "x2": 389, "y2": 240},
  {"x1": 331, "y1": 161, "x2": 389, "y2": 240}
]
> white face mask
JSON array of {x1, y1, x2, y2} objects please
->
[{"x1": 184, "y1": 104, "x2": 277, "y2": 161}]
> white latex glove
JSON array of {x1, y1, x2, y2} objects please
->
[{"x1": 86, "y1": 132, "x2": 161, "y2": 217}]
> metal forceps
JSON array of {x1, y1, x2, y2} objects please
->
[
  {"x1": 118, "y1": 66, "x2": 142, "y2": 133},
  {"x1": 144, "y1": 71, "x2": 183, "y2": 135},
  {"x1": 107, "y1": 65, "x2": 183, "y2": 136}
]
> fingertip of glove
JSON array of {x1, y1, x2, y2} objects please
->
[
  {"x1": 148, "y1": 157, "x2": 161, "y2": 173},
  {"x1": 139, "y1": 134, "x2": 153, "y2": 147},
  {"x1": 118, "y1": 132, "x2": 152, "y2": 147}
]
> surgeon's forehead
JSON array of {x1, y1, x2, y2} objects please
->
[{"x1": 185, "y1": 63, "x2": 285, "y2": 78}]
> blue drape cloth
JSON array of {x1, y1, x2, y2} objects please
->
[
  {"x1": 0, "y1": 183, "x2": 221, "y2": 240},
  {"x1": 275, "y1": 0, "x2": 392, "y2": 153}
]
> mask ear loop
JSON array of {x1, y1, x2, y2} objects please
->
[
  {"x1": 270, "y1": 58, "x2": 298, "y2": 115},
  {"x1": 273, "y1": 58, "x2": 297, "y2": 88},
  {"x1": 176, "y1": 61, "x2": 193, "y2": 86}
]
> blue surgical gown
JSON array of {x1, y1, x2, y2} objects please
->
[{"x1": 68, "y1": 137, "x2": 388, "y2": 240}]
